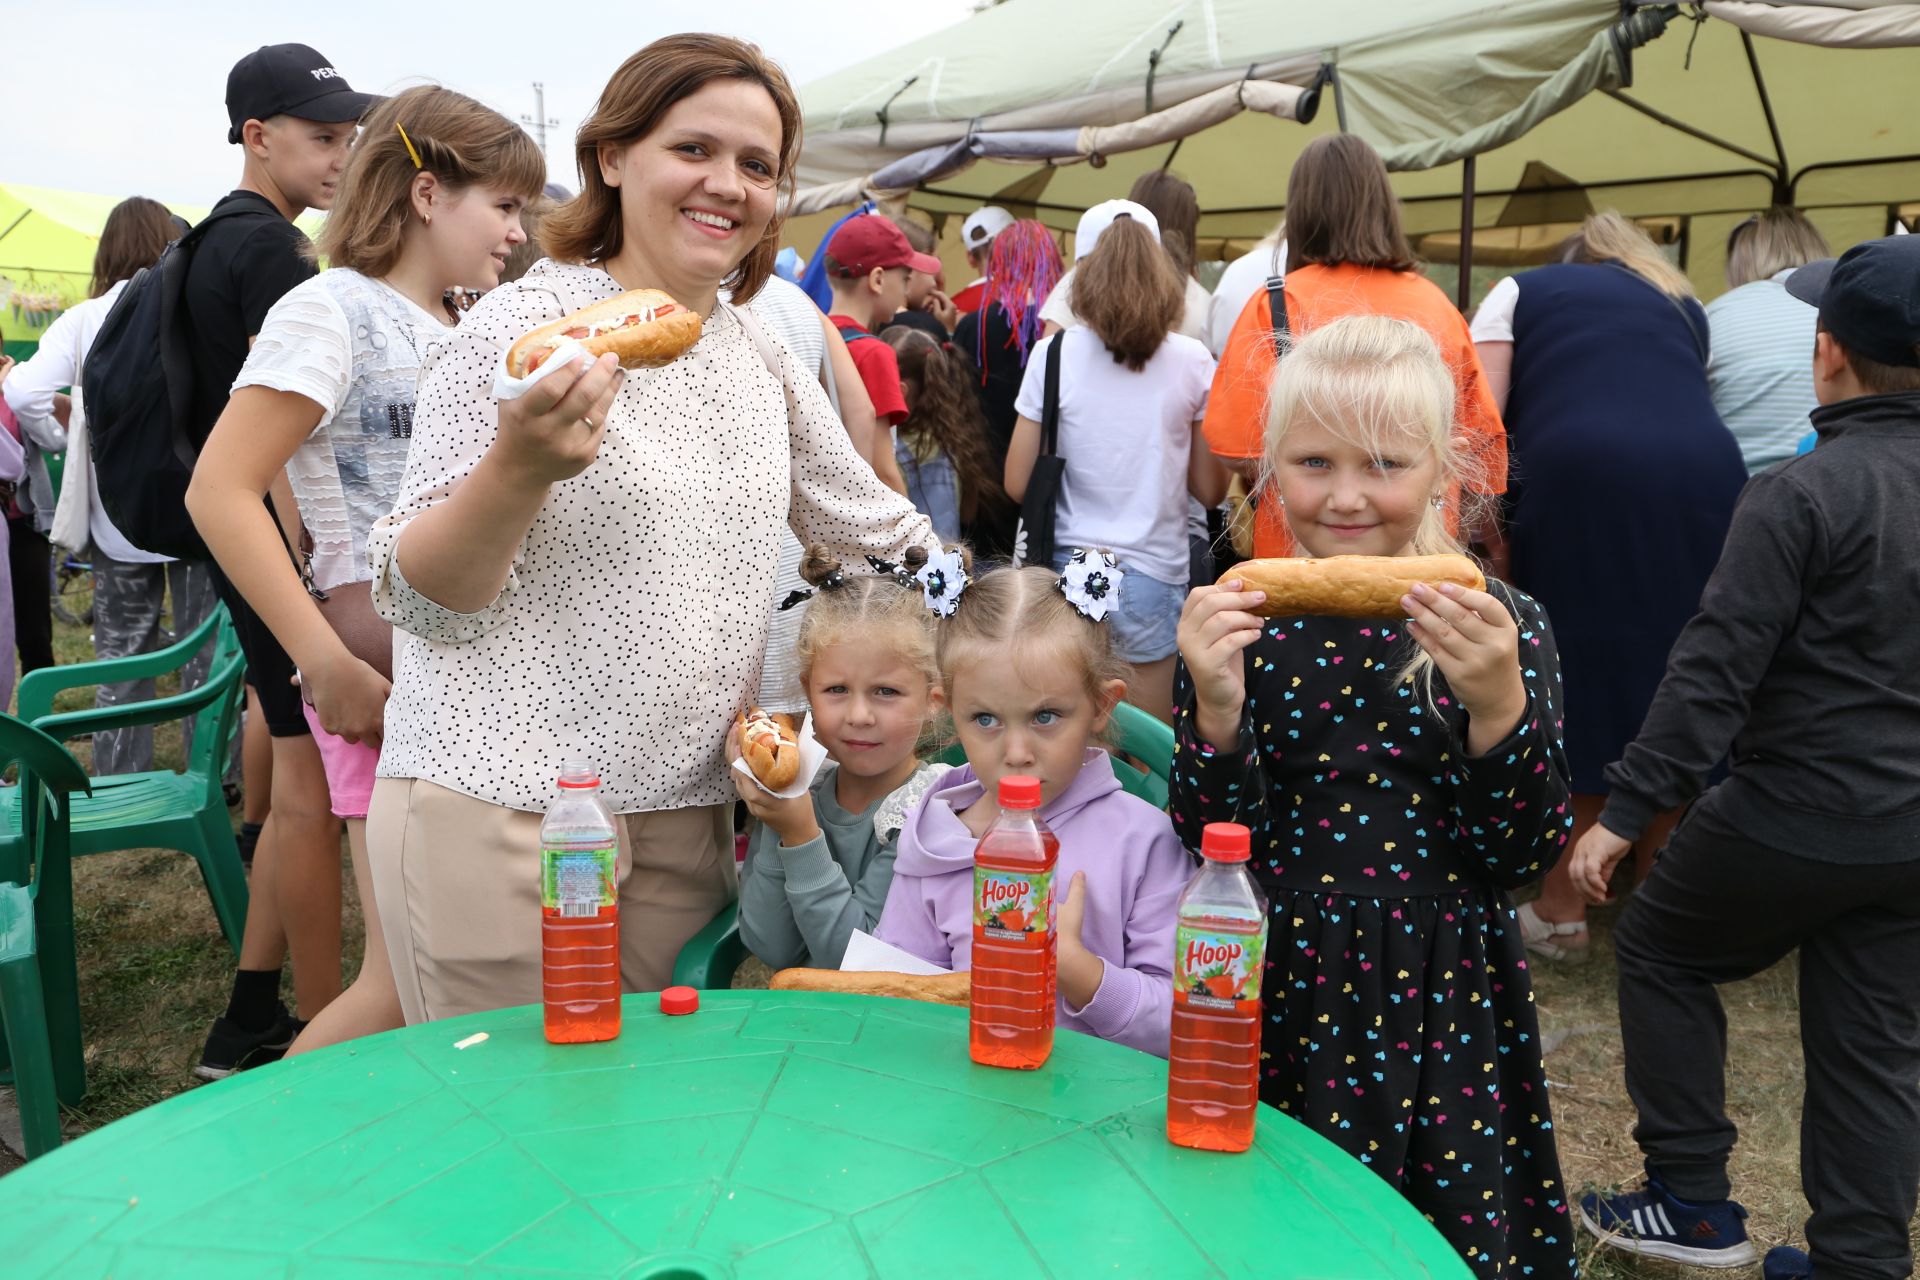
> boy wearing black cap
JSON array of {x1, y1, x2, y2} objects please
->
[
  {"x1": 183, "y1": 42, "x2": 372, "y2": 1080},
  {"x1": 1572, "y1": 235, "x2": 1920, "y2": 1280}
]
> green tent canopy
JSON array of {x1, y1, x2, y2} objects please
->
[
  {"x1": 0, "y1": 184, "x2": 324, "y2": 351},
  {"x1": 794, "y1": 0, "x2": 1920, "y2": 298}
]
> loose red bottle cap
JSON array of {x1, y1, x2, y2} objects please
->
[
  {"x1": 659, "y1": 985, "x2": 700, "y2": 1015},
  {"x1": 998, "y1": 775, "x2": 1042, "y2": 809},
  {"x1": 1201, "y1": 822, "x2": 1251, "y2": 863}
]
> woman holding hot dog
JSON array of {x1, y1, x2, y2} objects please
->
[{"x1": 364, "y1": 34, "x2": 937, "y2": 1023}]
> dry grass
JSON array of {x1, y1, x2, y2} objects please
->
[{"x1": 1533, "y1": 901, "x2": 1920, "y2": 1278}]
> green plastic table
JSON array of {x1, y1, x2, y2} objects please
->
[{"x1": 0, "y1": 991, "x2": 1472, "y2": 1279}]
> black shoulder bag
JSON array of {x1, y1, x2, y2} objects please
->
[{"x1": 1011, "y1": 333, "x2": 1064, "y2": 567}]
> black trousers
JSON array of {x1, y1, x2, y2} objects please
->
[
  {"x1": 1614, "y1": 793, "x2": 1920, "y2": 1280},
  {"x1": 9, "y1": 516, "x2": 53, "y2": 673}
]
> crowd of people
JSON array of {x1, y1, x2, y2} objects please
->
[{"x1": 2, "y1": 31, "x2": 1917, "y2": 1280}]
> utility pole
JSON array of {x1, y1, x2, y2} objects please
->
[{"x1": 522, "y1": 82, "x2": 560, "y2": 171}]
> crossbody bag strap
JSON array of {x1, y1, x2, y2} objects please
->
[
  {"x1": 261, "y1": 491, "x2": 326, "y2": 602},
  {"x1": 1040, "y1": 329, "x2": 1063, "y2": 457}
]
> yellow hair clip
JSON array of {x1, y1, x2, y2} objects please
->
[{"x1": 395, "y1": 122, "x2": 424, "y2": 169}]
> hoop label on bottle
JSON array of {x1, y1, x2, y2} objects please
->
[
  {"x1": 974, "y1": 867, "x2": 1054, "y2": 940},
  {"x1": 1174, "y1": 924, "x2": 1267, "y2": 1010},
  {"x1": 543, "y1": 847, "x2": 616, "y2": 918}
]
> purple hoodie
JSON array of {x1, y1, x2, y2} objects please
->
[{"x1": 875, "y1": 750, "x2": 1191, "y2": 1058}]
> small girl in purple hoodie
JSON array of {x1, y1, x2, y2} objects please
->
[{"x1": 876, "y1": 551, "x2": 1192, "y2": 1058}]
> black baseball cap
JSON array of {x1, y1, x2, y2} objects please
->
[
  {"x1": 226, "y1": 43, "x2": 375, "y2": 145},
  {"x1": 1785, "y1": 234, "x2": 1920, "y2": 369}
]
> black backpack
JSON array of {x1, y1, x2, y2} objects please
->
[{"x1": 83, "y1": 201, "x2": 276, "y2": 560}]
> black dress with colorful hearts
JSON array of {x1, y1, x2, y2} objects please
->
[{"x1": 1170, "y1": 584, "x2": 1578, "y2": 1279}]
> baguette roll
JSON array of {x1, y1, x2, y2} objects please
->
[
  {"x1": 769, "y1": 967, "x2": 971, "y2": 1007},
  {"x1": 505, "y1": 288, "x2": 702, "y2": 377},
  {"x1": 1220, "y1": 554, "x2": 1486, "y2": 619}
]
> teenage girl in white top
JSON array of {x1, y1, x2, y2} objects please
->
[{"x1": 187, "y1": 85, "x2": 546, "y2": 1053}]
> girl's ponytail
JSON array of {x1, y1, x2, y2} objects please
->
[{"x1": 884, "y1": 329, "x2": 1007, "y2": 524}]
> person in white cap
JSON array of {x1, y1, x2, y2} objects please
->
[
  {"x1": 1039, "y1": 176, "x2": 1212, "y2": 342},
  {"x1": 950, "y1": 205, "x2": 1014, "y2": 314}
]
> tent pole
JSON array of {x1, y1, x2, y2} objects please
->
[
  {"x1": 1740, "y1": 31, "x2": 1790, "y2": 204},
  {"x1": 1602, "y1": 89, "x2": 1781, "y2": 176},
  {"x1": 1457, "y1": 156, "x2": 1476, "y2": 314}
]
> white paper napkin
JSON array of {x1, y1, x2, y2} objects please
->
[
  {"x1": 491, "y1": 338, "x2": 592, "y2": 401},
  {"x1": 840, "y1": 930, "x2": 951, "y2": 976},
  {"x1": 731, "y1": 716, "x2": 829, "y2": 800}
]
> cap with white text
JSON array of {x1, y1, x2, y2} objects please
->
[{"x1": 226, "y1": 43, "x2": 375, "y2": 145}]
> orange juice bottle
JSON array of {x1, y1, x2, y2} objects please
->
[
  {"x1": 1167, "y1": 822, "x2": 1268, "y2": 1152},
  {"x1": 969, "y1": 775, "x2": 1057, "y2": 1069},
  {"x1": 540, "y1": 761, "x2": 621, "y2": 1044}
]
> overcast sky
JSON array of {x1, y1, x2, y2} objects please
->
[{"x1": 6, "y1": 2, "x2": 975, "y2": 206}]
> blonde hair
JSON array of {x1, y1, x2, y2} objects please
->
[
  {"x1": 1262, "y1": 314, "x2": 1490, "y2": 700},
  {"x1": 317, "y1": 86, "x2": 546, "y2": 278},
  {"x1": 540, "y1": 34, "x2": 801, "y2": 306},
  {"x1": 937, "y1": 563, "x2": 1130, "y2": 712},
  {"x1": 1561, "y1": 210, "x2": 1693, "y2": 299},
  {"x1": 1726, "y1": 207, "x2": 1830, "y2": 289},
  {"x1": 793, "y1": 546, "x2": 940, "y2": 694}
]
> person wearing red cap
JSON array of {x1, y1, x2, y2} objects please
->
[{"x1": 823, "y1": 216, "x2": 942, "y2": 428}]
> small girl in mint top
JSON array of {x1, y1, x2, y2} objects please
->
[{"x1": 734, "y1": 546, "x2": 947, "y2": 969}]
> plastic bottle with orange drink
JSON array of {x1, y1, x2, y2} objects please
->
[
  {"x1": 1167, "y1": 822, "x2": 1268, "y2": 1151},
  {"x1": 969, "y1": 774, "x2": 1057, "y2": 1069},
  {"x1": 540, "y1": 761, "x2": 621, "y2": 1044}
]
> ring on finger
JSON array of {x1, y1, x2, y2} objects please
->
[{"x1": 582, "y1": 414, "x2": 598, "y2": 429}]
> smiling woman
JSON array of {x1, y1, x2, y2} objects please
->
[{"x1": 361, "y1": 34, "x2": 937, "y2": 1028}]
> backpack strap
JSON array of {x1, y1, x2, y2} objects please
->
[
  {"x1": 833, "y1": 320, "x2": 879, "y2": 347},
  {"x1": 727, "y1": 301, "x2": 783, "y2": 382},
  {"x1": 1265, "y1": 275, "x2": 1290, "y2": 359}
]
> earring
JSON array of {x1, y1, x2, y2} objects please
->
[
  {"x1": 423, "y1": 212, "x2": 432, "y2": 226},
  {"x1": 1275, "y1": 494, "x2": 1287, "y2": 508},
  {"x1": 1430, "y1": 494, "x2": 1444, "y2": 509}
]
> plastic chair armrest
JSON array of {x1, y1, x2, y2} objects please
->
[
  {"x1": 32, "y1": 651, "x2": 244, "y2": 743},
  {"x1": 671, "y1": 902, "x2": 745, "y2": 990},
  {"x1": 18, "y1": 608, "x2": 227, "y2": 723}
]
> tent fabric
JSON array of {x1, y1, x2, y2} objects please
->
[
  {"x1": 792, "y1": 0, "x2": 1920, "y2": 294},
  {"x1": 1704, "y1": 0, "x2": 1920, "y2": 48}
]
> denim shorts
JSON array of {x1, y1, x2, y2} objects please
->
[{"x1": 1052, "y1": 552, "x2": 1185, "y2": 663}]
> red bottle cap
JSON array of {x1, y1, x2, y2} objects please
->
[
  {"x1": 1201, "y1": 822, "x2": 1251, "y2": 863},
  {"x1": 659, "y1": 985, "x2": 700, "y2": 1015},
  {"x1": 998, "y1": 775, "x2": 1042, "y2": 809}
]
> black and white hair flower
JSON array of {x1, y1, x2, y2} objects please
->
[
  {"x1": 915, "y1": 547, "x2": 970, "y2": 618},
  {"x1": 1058, "y1": 548, "x2": 1124, "y2": 622}
]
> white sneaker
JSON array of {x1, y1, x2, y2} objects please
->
[{"x1": 1517, "y1": 901, "x2": 1590, "y2": 963}]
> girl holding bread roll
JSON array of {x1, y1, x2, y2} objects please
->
[
  {"x1": 732, "y1": 547, "x2": 947, "y2": 970},
  {"x1": 1170, "y1": 315, "x2": 1577, "y2": 1278}
]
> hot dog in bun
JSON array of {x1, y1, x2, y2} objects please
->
[
  {"x1": 737, "y1": 708, "x2": 802, "y2": 790},
  {"x1": 505, "y1": 288, "x2": 702, "y2": 377}
]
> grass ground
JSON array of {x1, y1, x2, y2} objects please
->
[{"x1": 12, "y1": 614, "x2": 1917, "y2": 1274}]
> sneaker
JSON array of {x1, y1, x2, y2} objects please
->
[
  {"x1": 1762, "y1": 1246, "x2": 1812, "y2": 1280},
  {"x1": 1579, "y1": 1175, "x2": 1758, "y2": 1268},
  {"x1": 194, "y1": 1004, "x2": 300, "y2": 1081},
  {"x1": 1517, "y1": 901, "x2": 1591, "y2": 963}
]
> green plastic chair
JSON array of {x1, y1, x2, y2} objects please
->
[
  {"x1": 670, "y1": 702, "x2": 1177, "y2": 990},
  {"x1": 1, "y1": 606, "x2": 250, "y2": 954},
  {"x1": 0, "y1": 713, "x2": 93, "y2": 1149}
]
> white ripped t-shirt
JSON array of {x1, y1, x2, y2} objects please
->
[{"x1": 234, "y1": 268, "x2": 454, "y2": 590}]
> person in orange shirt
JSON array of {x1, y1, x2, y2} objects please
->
[{"x1": 1204, "y1": 134, "x2": 1505, "y2": 560}]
